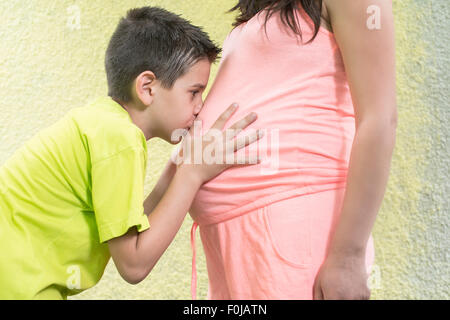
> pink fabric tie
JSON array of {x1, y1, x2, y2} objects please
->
[{"x1": 190, "y1": 221, "x2": 199, "y2": 300}]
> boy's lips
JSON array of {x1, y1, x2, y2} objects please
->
[{"x1": 186, "y1": 118, "x2": 197, "y2": 130}]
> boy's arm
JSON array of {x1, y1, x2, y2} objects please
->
[
  {"x1": 143, "y1": 159, "x2": 176, "y2": 216},
  {"x1": 107, "y1": 105, "x2": 263, "y2": 284},
  {"x1": 108, "y1": 166, "x2": 201, "y2": 284}
]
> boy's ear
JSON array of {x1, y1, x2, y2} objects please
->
[{"x1": 134, "y1": 71, "x2": 157, "y2": 107}]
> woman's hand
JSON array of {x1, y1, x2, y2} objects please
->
[
  {"x1": 313, "y1": 253, "x2": 371, "y2": 300},
  {"x1": 173, "y1": 103, "x2": 264, "y2": 185}
]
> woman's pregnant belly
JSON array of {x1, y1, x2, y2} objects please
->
[
  {"x1": 189, "y1": 78, "x2": 355, "y2": 226},
  {"x1": 189, "y1": 14, "x2": 355, "y2": 225}
]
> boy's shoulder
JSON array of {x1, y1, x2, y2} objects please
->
[
  {"x1": 69, "y1": 97, "x2": 137, "y2": 133},
  {"x1": 68, "y1": 97, "x2": 147, "y2": 162}
]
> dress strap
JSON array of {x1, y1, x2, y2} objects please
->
[{"x1": 190, "y1": 221, "x2": 199, "y2": 300}]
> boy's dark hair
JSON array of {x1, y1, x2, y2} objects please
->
[{"x1": 105, "y1": 7, "x2": 221, "y2": 102}]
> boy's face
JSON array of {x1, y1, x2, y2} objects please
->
[{"x1": 152, "y1": 58, "x2": 211, "y2": 144}]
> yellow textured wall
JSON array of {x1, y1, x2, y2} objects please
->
[{"x1": 0, "y1": 1, "x2": 448, "y2": 299}]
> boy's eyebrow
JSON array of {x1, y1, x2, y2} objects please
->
[{"x1": 190, "y1": 83, "x2": 206, "y2": 89}]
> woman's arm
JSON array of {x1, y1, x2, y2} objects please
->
[{"x1": 313, "y1": 0, "x2": 397, "y2": 299}]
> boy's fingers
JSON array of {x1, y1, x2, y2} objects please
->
[
  {"x1": 231, "y1": 155, "x2": 262, "y2": 167},
  {"x1": 226, "y1": 112, "x2": 258, "y2": 138},
  {"x1": 211, "y1": 103, "x2": 239, "y2": 131},
  {"x1": 230, "y1": 129, "x2": 264, "y2": 152}
]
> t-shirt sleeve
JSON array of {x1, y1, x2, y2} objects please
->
[{"x1": 91, "y1": 146, "x2": 150, "y2": 243}]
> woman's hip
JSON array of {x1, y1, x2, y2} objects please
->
[{"x1": 199, "y1": 188, "x2": 374, "y2": 272}]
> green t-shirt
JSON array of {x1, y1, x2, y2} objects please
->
[{"x1": 0, "y1": 97, "x2": 150, "y2": 299}]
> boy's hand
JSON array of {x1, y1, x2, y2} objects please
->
[{"x1": 173, "y1": 103, "x2": 264, "y2": 185}]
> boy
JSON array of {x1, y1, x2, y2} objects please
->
[{"x1": 0, "y1": 6, "x2": 261, "y2": 299}]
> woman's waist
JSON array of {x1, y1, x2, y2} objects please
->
[{"x1": 190, "y1": 167, "x2": 348, "y2": 226}]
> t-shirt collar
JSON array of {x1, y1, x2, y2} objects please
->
[{"x1": 91, "y1": 96, "x2": 133, "y2": 122}]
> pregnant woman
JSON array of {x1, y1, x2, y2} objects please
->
[{"x1": 175, "y1": 0, "x2": 396, "y2": 299}]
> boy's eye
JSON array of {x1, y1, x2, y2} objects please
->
[{"x1": 191, "y1": 91, "x2": 199, "y2": 97}]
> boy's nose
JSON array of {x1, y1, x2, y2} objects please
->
[{"x1": 194, "y1": 102, "x2": 204, "y2": 116}]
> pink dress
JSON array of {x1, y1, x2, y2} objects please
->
[{"x1": 189, "y1": 6, "x2": 375, "y2": 299}]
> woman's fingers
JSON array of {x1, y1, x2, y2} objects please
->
[
  {"x1": 313, "y1": 277, "x2": 324, "y2": 300},
  {"x1": 210, "y1": 103, "x2": 239, "y2": 131}
]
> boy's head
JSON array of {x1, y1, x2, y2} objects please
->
[{"x1": 105, "y1": 7, "x2": 221, "y2": 143}]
